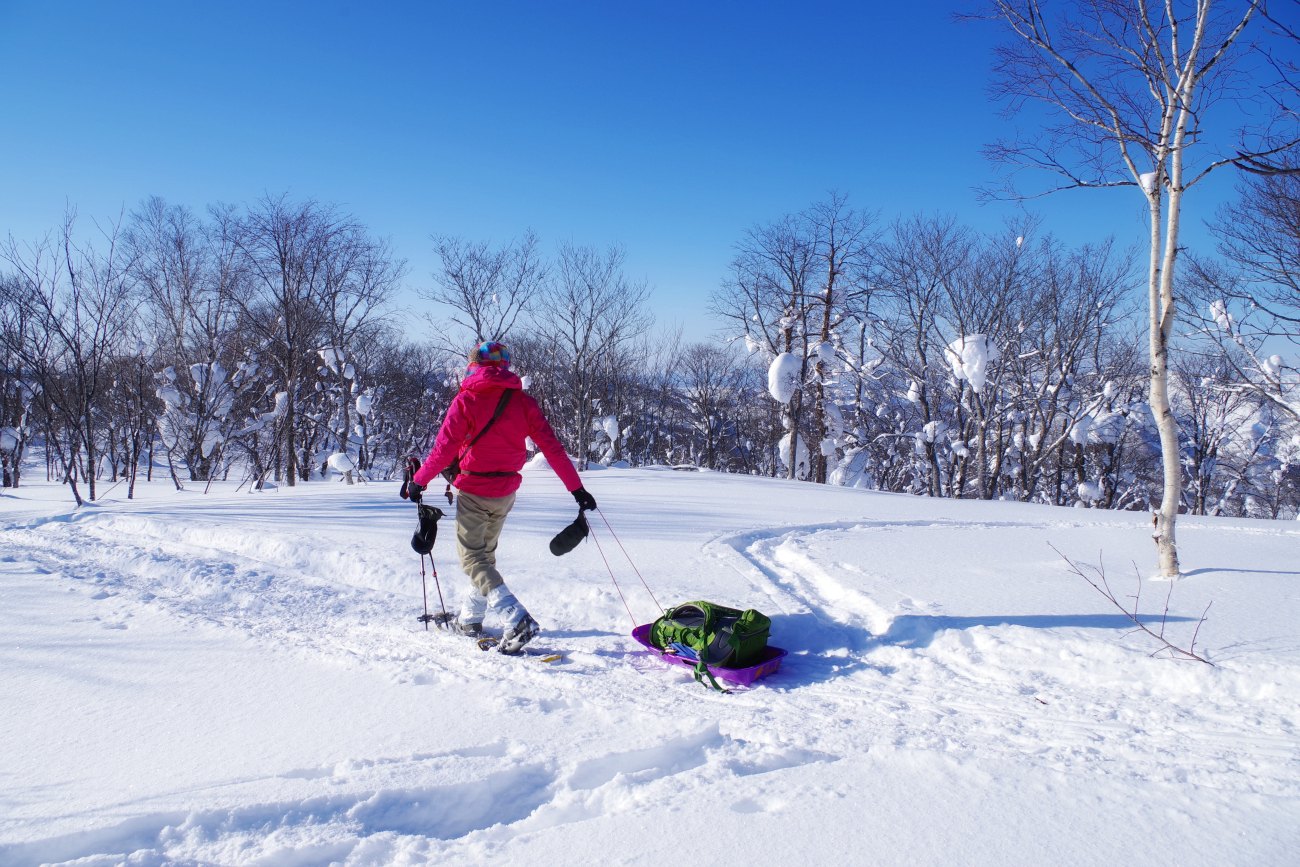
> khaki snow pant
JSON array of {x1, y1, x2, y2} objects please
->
[{"x1": 455, "y1": 490, "x2": 517, "y2": 596}]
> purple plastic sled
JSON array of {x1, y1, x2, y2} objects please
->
[{"x1": 632, "y1": 623, "x2": 788, "y2": 687}]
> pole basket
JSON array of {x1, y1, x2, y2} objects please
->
[{"x1": 423, "y1": 611, "x2": 454, "y2": 629}]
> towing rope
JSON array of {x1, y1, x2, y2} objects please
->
[
  {"x1": 594, "y1": 509, "x2": 662, "y2": 613},
  {"x1": 586, "y1": 508, "x2": 662, "y2": 629},
  {"x1": 587, "y1": 514, "x2": 638, "y2": 628}
]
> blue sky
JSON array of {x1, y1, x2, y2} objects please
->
[{"x1": 0, "y1": 1, "x2": 1231, "y2": 342}]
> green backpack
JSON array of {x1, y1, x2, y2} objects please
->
[{"x1": 649, "y1": 601, "x2": 772, "y2": 690}]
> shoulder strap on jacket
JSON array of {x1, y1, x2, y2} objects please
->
[{"x1": 467, "y1": 390, "x2": 513, "y2": 448}]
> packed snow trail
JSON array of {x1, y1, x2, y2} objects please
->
[{"x1": 709, "y1": 520, "x2": 1299, "y2": 798}]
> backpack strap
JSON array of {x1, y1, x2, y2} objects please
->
[
  {"x1": 467, "y1": 390, "x2": 514, "y2": 449},
  {"x1": 693, "y1": 658, "x2": 729, "y2": 693},
  {"x1": 442, "y1": 390, "x2": 515, "y2": 495}
]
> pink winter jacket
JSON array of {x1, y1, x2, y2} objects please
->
[{"x1": 411, "y1": 364, "x2": 582, "y2": 499}]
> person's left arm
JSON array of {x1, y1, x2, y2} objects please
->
[{"x1": 523, "y1": 395, "x2": 583, "y2": 492}]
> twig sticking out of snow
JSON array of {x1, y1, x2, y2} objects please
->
[{"x1": 1049, "y1": 543, "x2": 1214, "y2": 666}]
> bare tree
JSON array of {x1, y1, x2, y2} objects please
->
[
  {"x1": 314, "y1": 233, "x2": 403, "y2": 481},
  {"x1": 1051, "y1": 544, "x2": 1213, "y2": 664},
  {"x1": 0, "y1": 212, "x2": 138, "y2": 504},
  {"x1": 977, "y1": 0, "x2": 1300, "y2": 577},
  {"x1": 532, "y1": 243, "x2": 651, "y2": 468},
  {"x1": 1170, "y1": 351, "x2": 1278, "y2": 515},
  {"x1": 1188, "y1": 166, "x2": 1300, "y2": 421},
  {"x1": 126, "y1": 197, "x2": 244, "y2": 483},
  {"x1": 424, "y1": 231, "x2": 545, "y2": 351},
  {"x1": 870, "y1": 215, "x2": 976, "y2": 497},
  {"x1": 679, "y1": 342, "x2": 752, "y2": 469},
  {"x1": 713, "y1": 195, "x2": 874, "y2": 482},
  {"x1": 996, "y1": 235, "x2": 1140, "y2": 506},
  {"x1": 220, "y1": 194, "x2": 359, "y2": 486},
  {"x1": 805, "y1": 195, "x2": 877, "y2": 482},
  {"x1": 716, "y1": 216, "x2": 813, "y2": 479},
  {"x1": 935, "y1": 223, "x2": 1032, "y2": 499},
  {"x1": 0, "y1": 275, "x2": 37, "y2": 488},
  {"x1": 617, "y1": 331, "x2": 694, "y2": 468},
  {"x1": 102, "y1": 342, "x2": 159, "y2": 498}
]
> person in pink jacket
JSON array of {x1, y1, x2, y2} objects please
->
[{"x1": 406, "y1": 341, "x2": 597, "y2": 653}]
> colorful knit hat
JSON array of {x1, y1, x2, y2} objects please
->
[{"x1": 469, "y1": 340, "x2": 510, "y2": 368}]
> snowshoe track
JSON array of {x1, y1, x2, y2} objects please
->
[{"x1": 708, "y1": 519, "x2": 1300, "y2": 798}]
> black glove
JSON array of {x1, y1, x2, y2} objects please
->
[
  {"x1": 550, "y1": 512, "x2": 589, "y2": 556},
  {"x1": 400, "y1": 456, "x2": 423, "y2": 500},
  {"x1": 406, "y1": 481, "x2": 425, "y2": 503},
  {"x1": 572, "y1": 487, "x2": 597, "y2": 511}
]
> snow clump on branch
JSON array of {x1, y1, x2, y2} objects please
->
[
  {"x1": 767, "y1": 352, "x2": 801, "y2": 404},
  {"x1": 944, "y1": 335, "x2": 1000, "y2": 393}
]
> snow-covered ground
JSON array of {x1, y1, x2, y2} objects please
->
[{"x1": 2, "y1": 466, "x2": 1297, "y2": 866}]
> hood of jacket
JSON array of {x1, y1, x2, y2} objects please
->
[{"x1": 461, "y1": 363, "x2": 522, "y2": 395}]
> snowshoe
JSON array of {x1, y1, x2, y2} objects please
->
[{"x1": 497, "y1": 614, "x2": 540, "y2": 655}]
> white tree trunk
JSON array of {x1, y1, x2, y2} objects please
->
[
  {"x1": 1148, "y1": 80, "x2": 1197, "y2": 580},
  {"x1": 1148, "y1": 195, "x2": 1182, "y2": 578}
]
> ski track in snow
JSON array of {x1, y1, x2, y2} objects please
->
[
  {"x1": 707, "y1": 518, "x2": 1300, "y2": 800},
  {"x1": 3, "y1": 500, "x2": 1298, "y2": 864}
]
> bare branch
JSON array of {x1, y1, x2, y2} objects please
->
[{"x1": 1049, "y1": 543, "x2": 1214, "y2": 665}]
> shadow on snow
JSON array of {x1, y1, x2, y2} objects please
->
[{"x1": 763, "y1": 610, "x2": 1196, "y2": 688}]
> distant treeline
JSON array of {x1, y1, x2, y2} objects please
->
[{"x1": 1, "y1": 190, "x2": 1297, "y2": 518}]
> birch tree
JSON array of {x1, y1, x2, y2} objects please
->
[{"x1": 978, "y1": 0, "x2": 1300, "y2": 577}]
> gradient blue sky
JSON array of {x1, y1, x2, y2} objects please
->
[{"x1": 0, "y1": 1, "x2": 1233, "y2": 341}]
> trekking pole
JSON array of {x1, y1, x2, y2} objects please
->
[
  {"x1": 418, "y1": 554, "x2": 434, "y2": 630},
  {"x1": 411, "y1": 499, "x2": 454, "y2": 629},
  {"x1": 417, "y1": 552, "x2": 450, "y2": 629},
  {"x1": 403, "y1": 455, "x2": 451, "y2": 630},
  {"x1": 425, "y1": 552, "x2": 450, "y2": 627}
]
